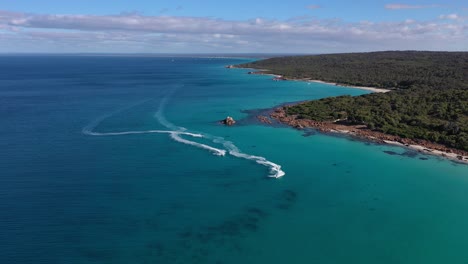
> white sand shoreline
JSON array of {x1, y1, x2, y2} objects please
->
[
  {"x1": 330, "y1": 125, "x2": 468, "y2": 165},
  {"x1": 327, "y1": 128, "x2": 467, "y2": 164},
  {"x1": 233, "y1": 66, "x2": 391, "y2": 93},
  {"x1": 307, "y1": 79, "x2": 391, "y2": 93},
  {"x1": 382, "y1": 140, "x2": 468, "y2": 164}
]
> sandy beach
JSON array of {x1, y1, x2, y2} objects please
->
[
  {"x1": 232, "y1": 66, "x2": 391, "y2": 93},
  {"x1": 306, "y1": 79, "x2": 391, "y2": 93}
]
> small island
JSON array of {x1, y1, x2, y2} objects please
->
[{"x1": 235, "y1": 51, "x2": 468, "y2": 163}]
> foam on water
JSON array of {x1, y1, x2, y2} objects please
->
[
  {"x1": 83, "y1": 95, "x2": 284, "y2": 178},
  {"x1": 170, "y1": 133, "x2": 226, "y2": 156},
  {"x1": 154, "y1": 93, "x2": 285, "y2": 178},
  {"x1": 210, "y1": 136, "x2": 285, "y2": 178},
  {"x1": 154, "y1": 94, "x2": 226, "y2": 156},
  {"x1": 83, "y1": 129, "x2": 202, "y2": 138},
  {"x1": 83, "y1": 99, "x2": 226, "y2": 156}
]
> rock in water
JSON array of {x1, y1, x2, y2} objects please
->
[{"x1": 221, "y1": 116, "x2": 236, "y2": 126}]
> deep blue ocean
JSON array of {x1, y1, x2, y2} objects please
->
[{"x1": 1, "y1": 56, "x2": 468, "y2": 264}]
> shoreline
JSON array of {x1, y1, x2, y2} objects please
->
[
  {"x1": 229, "y1": 65, "x2": 467, "y2": 164},
  {"x1": 267, "y1": 107, "x2": 468, "y2": 164},
  {"x1": 305, "y1": 79, "x2": 391, "y2": 93},
  {"x1": 230, "y1": 66, "x2": 392, "y2": 93}
]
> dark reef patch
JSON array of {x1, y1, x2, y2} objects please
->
[
  {"x1": 302, "y1": 128, "x2": 317, "y2": 137},
  {"x1": 237, "y1": 101, "x2": 304, "y2": 127},
  {"x1": 401, "y1": 150, "x2": 419, "y2": 158},
  {"x1": 383, "y1": 150, "x2": 420, "y2": 158},
  {"x1": 276, "y1": 189, "x2": 298, "y2": 210},
  {"x1": 152, "y1": 205, "x2": 271, "y2": 263}
]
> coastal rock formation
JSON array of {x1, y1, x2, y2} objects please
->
[
  {"x1": 221, "y1": 116, "x2": 236, "y2": 126},
  {"x1": 273, "y1": 76, "x2": 287, "y2": 81},
  {"x1": 256, "y1": 115, "x2": 272, "y2": 124},
  {"x1": 270, "y1": 107, "x2": 468, "y2": 163}
]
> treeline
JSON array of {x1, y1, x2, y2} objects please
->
[
  {"x1": 237, "y1": 51, "x2": 468, "y2": 151},
  {"x1": 287, "y1": 88, "x2": 468, "y2": 150},
  {"x1": 238, "y1": 51, "x2": 468, "y2": 90}
]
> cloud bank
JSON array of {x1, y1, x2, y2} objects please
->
[{"x1": 0, "y1": 10, "x2": 466, "y2": 53}]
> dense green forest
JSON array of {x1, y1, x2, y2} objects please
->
[
  {"x1": 239, "y1": 51, "x2": 467, "y2": 90},
  {"x1": 237, "y1": 51, "x2": 468, "y2": 151}
]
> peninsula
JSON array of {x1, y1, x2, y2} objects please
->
[{"x1": 235, "y1": 51, "x2": 468, "y2": 163}]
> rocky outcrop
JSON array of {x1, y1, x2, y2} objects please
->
[
  {"x1": 270, "y1": 107, "x2": 468, "y2": 160},
  {"x1": 256, "y1": 115, "x2": 272, "y2": 124},
  {"x1": 273, "y1": 76, "x2": 287, "y2": 81},
  {"x1": 221, "y1": 116, "x2": 236, "y2": 126}
]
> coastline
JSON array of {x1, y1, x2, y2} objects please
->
[
  {"x1": 305, "y1": 79, "x2": 391, "y2": 93},
  {"x1": 267, "y1": 107, "x2": 468, "y2": 164},
  {"x1": 229, "y1": 65, "x2": 467, "y2": 164},
  {"x1": 229, "y1": 66, "x2": 391, "y2": 93}
]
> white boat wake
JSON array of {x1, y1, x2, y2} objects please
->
[
  {"x1": 153, "y1": 94, "x2": 226, "y2": 156},
  {"x1": 82, "y1": 95, "x2": 285, "y2": 178},
  {"x1": 208, "y1": 135, "x2": 285, "y2": 178}
]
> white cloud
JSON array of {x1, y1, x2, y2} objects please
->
[
  {"x1": 385, "y1": 4, "x2": 438, "y2": 10},
  {"x1": 439, "y1": 14, "x2": 459, "y2": 20},
  {"x1": 0, "y1": 10, "x2": 466, "y2": 53}
]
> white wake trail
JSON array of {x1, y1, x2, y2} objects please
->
[
  {"x1": 154, "y1": 94, "x2": 226, "y2": 156},
  {"x1": 209, "y1": 136, "x2": 285, "y2": 178},
  {"x1": 83, "y1": 94, "x2": 284, "y2": 178},
  {"x1": 85, "y1": 129, "x2": 202, "y2": 137},
  {"x1": 82, "y1": 99, "x2": 151, "y2": 136},
  {"x1": 154, "y1": 92, "x2": 285, "y2": 178},
  {"x1": 170, "y1": 133, "x2": 226, "y2": 156}
]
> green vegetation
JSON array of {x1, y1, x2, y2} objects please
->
[{"x1": 238, "y1": 51, "x2": 468, "y2": 151}]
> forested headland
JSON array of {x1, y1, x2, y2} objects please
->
[{"x1": 237, "y1": 51, "x2": 468, "y2": 152}]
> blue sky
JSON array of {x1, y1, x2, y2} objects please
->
[{"x1": 0, "y1": 1, "x2": 467, "y2": 53}]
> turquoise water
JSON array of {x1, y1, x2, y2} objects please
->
[{"x1": 1, "y1": 56, "x2": 467, "y2": 264}]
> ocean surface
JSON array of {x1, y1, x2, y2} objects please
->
[{"x1": 1, "y1": 56, "x2": 468, "y2": 264}]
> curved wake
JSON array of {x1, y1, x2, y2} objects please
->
[
  {"x1": 209, "y1": 136, "x2": 285, "y2": 178},
  {"x1": 83, "y1": 129, "x2": 202, "y2": 138},
  {"x1": 82, "y1": 99, "x2": 226, "y2": 156},
  {"x1": 154, "y1": 94, "x2": 226, "y2": 156},
  {"x1": 170, "y1": 133, "x2": 226, "y2": 156},
  {"x1": 83, "y1": 95, "x2": 285, "y2": 178}
]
